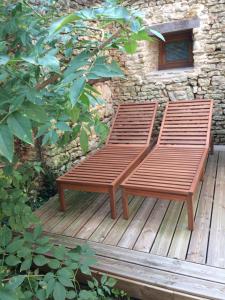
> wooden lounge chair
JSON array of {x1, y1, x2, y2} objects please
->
[
  {"x1": 57, "y1": 102, "x2": 158, "y2": 219},
  {"x1": 121, "y1": 99, "x2": 213, "y2": 230}
]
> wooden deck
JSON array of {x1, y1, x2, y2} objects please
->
[{"x1": 36, "y1": 148, "x2": 225, "y2": 300}]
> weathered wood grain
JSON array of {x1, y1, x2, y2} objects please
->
[
  {"x1": 151, "y1": 200, "x2": 183, "y2": 256},
  {"x1": 187, "y1": 152, "x2": 218, "y2": 263},
  {"x1": 63, "y1": 193, "x2": 108, "y2": 237},
  {"x1": 168, "y1": 183, "x2": 202, "y2": 260},
  {"x1": 134, "y1": 200, "x2": 169, "y2": 252},
  {"x1": 103, "y1": 196, "x2": 145, "y2": 246},
  {"x1": 207, "y1": 151, "x2": 225, "y2": 267},
  {"x1": 118, "y1": 197, "x2": 156, "y2": 249},
  {"x1": 46, "y1": 233, "x2": 225, "y2": 300},
  {"x1": 76, "y1": 190, "x2": 121, "y2": 239}
]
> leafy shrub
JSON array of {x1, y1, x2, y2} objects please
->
[
  {"x1": 0, "y1": 225, "x2": 129, "y2": 300},
  {"x1": 0, "y1": 0, "x2": 163, "y2": 299}
]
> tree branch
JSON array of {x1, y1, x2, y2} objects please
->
[
  {"x1": 35, "y1": 26, "x2": 123, "y2": 90},
  {"x1": 36, "y1": 74, "x2": 60, "y2": 90}
]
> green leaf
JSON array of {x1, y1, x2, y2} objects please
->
[
  {"x1": 0, "y1": 125, "x2": 14, "y2": 162},
  {"x1": 0, "y1": 288, "x2": 17, "y2": 300},
  {"x1": 48, "y1": 259, "x2": 61, "y2": 269},
  {"x1": 70, "y1": 77, "x2": 86, "y2": 106},
  {"x1": 7, "y1": 275, "x2": 25, "y2": 289},
  {"x1": 95, "y1": 122, "x2": 109, "y2": 143},
  {"x1": 78, "y1": 290, "x2": 98, "y2": 300},
  {"x1": 7, "y1": 112, "x2": 33, "y2": 145},
  {"x1": 0, "y1": 55, "x2": 10, "y2": 65},
  {"x1": 46, "y1": 278, "x2": 56, "y2": 297},
  {"x1": 53, "y1": 282, "x2": 66, "y2": 300},
  {"x1": 56, "y1": 122, "x2": 72, "y2": 132},
  {"x1": 23, "y1": 103, "x2": 48, "y2": 123},
  {"x1": 80, "y1": 128, "x2": 88, "y2": 153},
  {"x1": 38, "y1": 54, "x2": 59, "y2": 72},
  {"x1": 124, "y1": 39, "x2": 138, "y2": 54},
  {"x1": 20, "y1": 257, "x2": 32, "y2": 271},
  {"x1": 58, "y1": 276, "x2": 74, "y2": 288},
  {"x1": 36, "y1": 289, "x2": 46, "y2": 300},
  {"x1": 68, "y1": 106, "x2": 80, "y2": 122},
  {"x1": 80, "y1": 264, "x2": 91, "y2": 275},
  {"x1": 88, "y1": 280, "x2": 95, "y2": 289},
  {"x1": 33, "y1": 225, "x2": 43, "y2": 240},
  {"x1": 50, "y1": 14, "x2": 80, "y2": 34},
  {"x1": 64, "y1": 51, "x2": 91, "y2": 76},
  {"x1": 88, "y1": 58, "x2": 124, "y2": 79},
  {"x1": 53, "y1": 245, "x2": 66, "y2": 260},
  {"x1": 57, "y1": 267, "x2": 73, "y2": 279},
  {"x1": 21, "y1": 56, "x2": 38, "y2": 65},
  {"x1": 0, "y1": 225, "x2": 12, "y2": 247},
  {"x1": 33, "y1": 254, "x2": 49, "y2": 266},
  {"x1": 5, "y1": 255, "x2": 21, "y2": 266},
  {"x1": 130, "y1": 19, "x2": 141, "y2": 32},
  {"x1": 37, "y1": 236, "x2": 49, "y2": 245},
  {"x1": 106, "y1": 277, "x2": 117, "y2": 287},
  {"x1": 101, "y1": 275, "x2": 107, "y2": 285},
  {"x1": 67, "y1": 290, "x2": 77, "y2": 299},
  {"x1": 6, "y1": 238, "x2": 24, "y2": 253},
  {"x1": 35, "y1": 245, "x2": 52, "y2": 254},
  {"x1": 149, "y1": 29, "x2": 165, "y2": 41},
  {"x1": 42, "y1": 130, "x2": 58, "y2": 145},
  {"x1": 133, "y1": 30, "x2": 152, "y2": 41},
  {"x1": 17, "y1": 247, "x2": 31, "y2": 258}
]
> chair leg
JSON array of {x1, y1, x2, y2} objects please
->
[
  {"x1": 200, "y1": 166, "x2": 206, "y2": 181},
  {"x1": 210, "y1": 135, "x2": 214, "y2": 155},
  {"x1": 109, "y1": 188, "x2": 116, "y2": 219},
  {"x1": 187, "y1": 196, "x2": 194, "y2": 231},
  {"x1": 58, "y1": 183, "x2": 66, "y2": 211},
  {"x1": 122, "y1": 190, "x2": 129, "y2": 220}
]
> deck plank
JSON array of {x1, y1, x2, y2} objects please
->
[
  {"x1": 43, "y1": 192, "x2": 98, "y2": 232},
  {"x1": 47, "y1": 234, "x2": 225, "y2": 285},
  {"x1": 133, "y1": 200, "x2": 169, "y2": 252},
  {"x1": 168, "y1": 183, "x2": 202, "y2": 260},
  {"x1": 46, "y1": 234, "x2": 225, "y2": 300},
  {"x1": 36, "y1": 150, "x2": 225, "y2": 300},
  {"x1": 63, "y1": 193, "x2": 108, "y2": 236},
  {"x1": 76, "y1": 190, "x2": 121, "y2": 240},
  {"x1": 103, "y1": 196, "x2": 145, "y2": 246},
  {"x1": 50, "y1": 193, "x2": 98, "y2": 234},
  {"x1": 207, "y1": 151, "x2": 225, "y2": 267},
  {"x1": 89, "y1": 195, "x2": 134, "y2": 243},
  {"x1": 36, "y1": 191, "x2": 77, "y2": 223},
  {"x1": 187, "y1": 152, "x2": 218, "y2": 264},
  {"x1": 151, "y1": 201, "x2": 183, "y2": 256},
  {"x1": 118, "y1": 197, "x2": 156, "y2": 249},
  {"x1": 35, "y1": 190, "x2": 75, "y2": 218}
]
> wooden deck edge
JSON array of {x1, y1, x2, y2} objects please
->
[
  {"x1": 46, "y1": 232, "x2": 225, "y2": 300},
  {"x1": 79, "y1": 271, "x2": 209, "y2": 300},
  {"x1": 214, "y1": 145, "x2": 225, "y2": 151}
]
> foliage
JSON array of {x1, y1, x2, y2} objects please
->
[
  {"x1": 0, "y1": 1, "x2": 163, "y2": 299},
  {"x1": 0, "y1": 225, "x2": 129, "y2": 300},
  {"x1": 0, "y1": 0, "x2": 162, "y2": 163}
]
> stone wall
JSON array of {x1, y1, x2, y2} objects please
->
[
  {"x1": 44, "y1": 0, "x2": 225, "y2": 177},
  {"x1": 110, "y1": 0, "x2": 225, "y2": 144}
]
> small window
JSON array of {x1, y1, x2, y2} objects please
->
[{"x1": 159, "y1": 30, "x2": 193, "y2": 70}]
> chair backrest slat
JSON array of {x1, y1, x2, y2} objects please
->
[
  {"x1": 158, "y1": 99, "x2": 213, "y2": 147},
  {"x1": 107, "y1": 102, "x2": 157, "y2": 146}
]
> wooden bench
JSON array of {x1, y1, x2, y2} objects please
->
[
  {"x1": 57, "y1": 102, "x2": 158, "y2": 219},
  {"x1": 121, "y1": 99, "x2": 213, "y2": 230}
]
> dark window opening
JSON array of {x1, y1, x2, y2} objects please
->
[{"x1": 159, "y1": 30, "x2": 193, "y2": 70}]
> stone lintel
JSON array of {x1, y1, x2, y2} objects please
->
[{"x1": 149, "y1": 18, "x2": 200, "y2": 35}]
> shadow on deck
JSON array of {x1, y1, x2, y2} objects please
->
[{"x1": 36, "y1": 148, "x2": 225, "y2": 300}]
